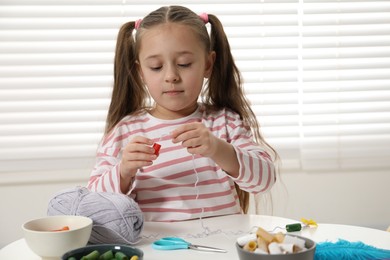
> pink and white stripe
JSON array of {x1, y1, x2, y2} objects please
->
[{"x1": 88, "y1": 105, "x2": 275, "y2": 221}]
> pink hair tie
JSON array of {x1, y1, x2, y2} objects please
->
[
  {"x1": 135, "y1": 19, "x2": 142, "y2": 29},
  {"x1": 199, "y1": 13, "x2": 209, "y2": 24}
]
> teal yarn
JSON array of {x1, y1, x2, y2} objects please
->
[
  {"x1": 47, "y1": 186, "x2": 144, "y2": 245},
  {"x1": 315, "y1": 239, "x2": 390, "y2": 260}
]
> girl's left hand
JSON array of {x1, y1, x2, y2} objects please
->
[{"x1": 171, "y1": 122, "x2": 218, "y2": 157}]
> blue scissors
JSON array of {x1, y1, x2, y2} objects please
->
[{"x1": 152, "y1": 237, "x2": 227, "y2": 253}]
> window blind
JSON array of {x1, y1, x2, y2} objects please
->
[
  {"x1": 0, "y1": 0, "x2": 389, "y2": 177},
  {"x1": 299, "y1": 0, "x2": 390, "y2": 171}
]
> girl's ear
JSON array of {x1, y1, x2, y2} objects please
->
[{"x1": 204, "y1": 51, "x2": 216, "y2": 78}]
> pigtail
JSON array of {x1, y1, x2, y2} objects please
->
[
  {"x1": 205, "y1": 15, "x2": 248, "y2": 213},
  {"x1": 206, "y1": 15, "x2": 240, "y2": 109},
  {"x1": 105, "y1": 21, "x2": 147, "y2": 134},
  {"x1": 207, "y1": 14, "x2": 278, "y2": 153},
  {"x1": 207, "y1": 14, "x2": 279, "y2": 214},
  {"x1": 207, "y1": 15, "x2": 258, "y2": 136}
]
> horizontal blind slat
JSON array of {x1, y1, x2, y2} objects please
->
[
  {"x1": 0, "y1": 0, "x2": 285, "y2": 6},
  {"x1": 0, "y1": 4, "x2": 299, "y2": 17},
  {"x1": 0, "y1": 0, "x2": 389, "y2": 174},
  {"x1": 0, "y1": 76, "x2": 111, "y2": 88},
  {"x1": 1, "y1": 124, "x2": 106, "y2": 134},
  {"x1": 0, "y1": 88, "x2": 111, "y2": 100}
]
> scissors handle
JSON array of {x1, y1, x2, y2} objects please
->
[
  {"x1": 152, "y1": 241, "x2": 188, "y2": 250},
  {"x1": 152, "y1": 237, "x2": 227, "y2": 253},
  {"x1": 152, "y1": 237, "x2": 189, "y2": 250},
  {"x1": 189, "y1": 244, "x2": 227, "y2": 253}
]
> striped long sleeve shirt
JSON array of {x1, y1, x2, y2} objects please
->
[{"x1": 88, "y1": 104, "x2": 275, "y2": 221}]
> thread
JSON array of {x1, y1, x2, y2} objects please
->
[
  {"x1": 157, "y1": 133, "x2": 211, "y2": 235},
  {"x1": 192, "y1": 154, "x2": 210, "y2": 235},
  {"x1": 47, "y1": 186, "x2": 144, "y2": 244},
  {"x1": 142, "y1": 227, "x2": 248, "y2": 241}
]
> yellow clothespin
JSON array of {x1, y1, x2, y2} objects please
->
[{"x1": 301, "y1": 218, "x2": 318, "y2": 227}]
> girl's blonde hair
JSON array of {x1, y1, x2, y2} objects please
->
[{"x1": 106, "y1": 5, "x2": 278, "y2": 213}]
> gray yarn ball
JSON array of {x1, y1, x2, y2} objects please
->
[{"x1": 47, "y1": 186, "x2": 144, "y2": 244}]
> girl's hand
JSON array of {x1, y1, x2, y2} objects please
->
[
  {"x1": 171, "y1": 122, "x2": 218, "y2": 157},
  {"x1": 120, "y1": 136, "x2": 157, "y2": 179}
]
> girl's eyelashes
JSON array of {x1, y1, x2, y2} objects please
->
[
  {"x1": 178, "y1": 63, "x2": 191, "y2": 68},
  {"x1": 150, "y1": 66, "x2": 162, "y2": 71},
  {"x1": 148, "y1": 63, "x2": 191, "y2": 71}
]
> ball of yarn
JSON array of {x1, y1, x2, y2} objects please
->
[{"x1": 47, "y1": 186, "x2": 144, "y2": 244}]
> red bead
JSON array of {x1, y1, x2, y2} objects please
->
[{"x1": 153, "y1": 143, "x2": 161, "y2": 155}]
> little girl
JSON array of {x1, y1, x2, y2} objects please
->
[{"x1": 88, "y1": 5, "x2": 278, "y2": 221}]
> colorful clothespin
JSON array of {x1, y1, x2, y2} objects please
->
[{"x1": 300, "y1": 218, "x2": 318, "y2": 228}]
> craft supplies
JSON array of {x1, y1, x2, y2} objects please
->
[
  {"x1": 50, "y1": 226, "x2": 70, "y2": 232},
  {"x1": 237, "y1": 233, "x2": 257, "y2": 247},
  {"x1": 285, "y1": 223, "x2": 302, "y2": 232},
  {"x1": 270, "y1": 218, "x2": 318, "y2": 233},
  {"x1": 62, "y1": 244, "x2": 143, "y2": 260},
  {"x1": 237, "y1": 226, "x2": 310, "y2": 255},
  {"x1": 300, "y1": 218, "x2": 318, "y2": 227},
  {"x1": 315, "y1": 239, "x2": 390, "y2": 260},
  {"x1": 236, "y1": 218, "x2": 318, "y2": 255},
  {"x1": 152, "y1": 237, "x2": 227, "y2": 253},
  {"x1": 68, "y1": 249, "x2": 139, "y2": 260},
  {"x1": 47, "y1": 186, "x2": 144, "y2": 244},
  {"x1": 152, "y1": 143, "x2": 161, "y2": 155}
]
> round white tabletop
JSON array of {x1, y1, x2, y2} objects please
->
[{"x1": 1, "y1": 214, "x2": 389, "y2": 260}]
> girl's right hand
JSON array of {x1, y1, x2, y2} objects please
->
[{"x1": 120, "y1": 136, "x2": 157, "y2": 179}]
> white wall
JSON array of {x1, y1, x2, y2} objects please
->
[
  {"x1": 1, "y1": 169, "x2": 389, "y2": 248},
  {"x1": 0, "y1": 170, "x2": 90, "y2": 249},
  {"x1": 271, "y1": 170, "x2": 390, "y2": 230}
]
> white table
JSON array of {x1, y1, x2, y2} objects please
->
[{"x1": 1, "y1": 214, "x2": 389, "y2": 259}]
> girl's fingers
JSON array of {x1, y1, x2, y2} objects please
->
[
  {"x1": 180, "y1": 137, "x2": 200, "y2": 148},
  {"x1": 129, "y1": 135, "x2": 154, "y2": 145},
  {"x1": 121, "y1": 136, "x2": 161, "y2": 177},
  {"x1": 123, "y1": 151, "x2": 157, "y2": 161},
  {"x1": 125, "y1": 135, "x2": 156, "y2": 154},
  {"x1": 171, "y1": 122, "x2": 199, "y2": 137},
  {"x1": 125, "y1": 143, "x2": 155, "y2": 154},
  {"x1": 172, "y1": 123, "x2": 202, "y2": 143}
]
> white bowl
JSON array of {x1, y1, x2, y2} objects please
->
[{"x1": 22, "y1": 215, "x2": 92, "y2": 260}]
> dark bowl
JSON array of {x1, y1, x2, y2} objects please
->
[
  {"x1": 62, "y1": 244, "x2": 143, "y2": 260},
  {"x1": 236, "y1": 234, "x2": 316, "y2": 260}
]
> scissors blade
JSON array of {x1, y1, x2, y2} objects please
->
[{"x1": 189, "y1": 244, "x2": 227, "y2": 253}]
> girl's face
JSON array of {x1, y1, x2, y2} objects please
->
[{"x1": 138, "y1": 23, "x2": 215, "y2": 119}]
